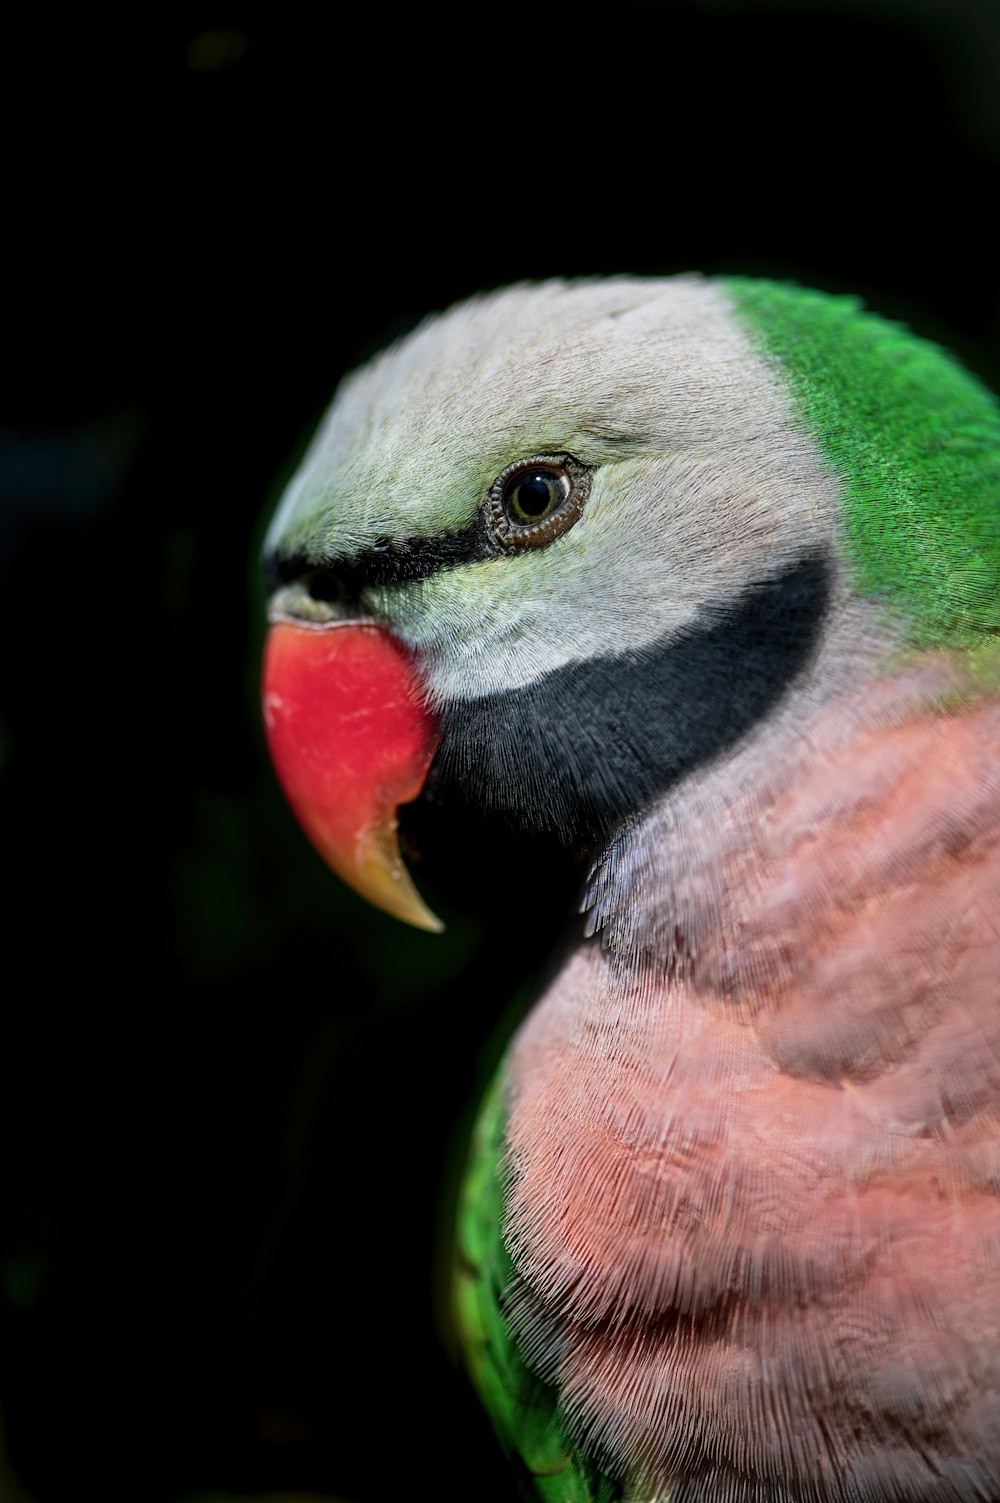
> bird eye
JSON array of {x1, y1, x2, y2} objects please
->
[
  {"x1": 504, "y1": 467, "x2": 569, "y2": 524},
  {"x1": 484, "y1": 454, "x2": 591, "y2": 552}
]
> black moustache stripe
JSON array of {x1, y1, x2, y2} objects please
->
[{"x1": 412, "y1": 550, "x2": 832, "y2": 853}]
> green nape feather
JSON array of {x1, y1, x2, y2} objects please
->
[
  {"x1": 726, "y1": 278, "x2": 1000, "y2": 646},
  {"x1": 454, "y1": 1071, "x2": 624, "y2": 1503}
]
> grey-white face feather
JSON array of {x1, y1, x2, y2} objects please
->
[{"x1": 267, "y1": 276, "x2": 842, "y2": 702}]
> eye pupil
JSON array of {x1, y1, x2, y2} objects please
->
[{"x1": 517, "y1": 474, "x2": 555, "y2": 517}]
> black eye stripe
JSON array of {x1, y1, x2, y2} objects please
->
[
  {"x1": 266, "y1": 531, "x2": 485, "y2": 593},
  {"x1": 265, "y1": 455, "x2": 592, "y2": 591}
]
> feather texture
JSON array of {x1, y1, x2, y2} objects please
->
[
  {"x1": 504, "y1": 658, "x2": 1000, "y2": 1500},
  {"x1": 263, "y1": 275, "x2": 1000, "y2": 1501}
]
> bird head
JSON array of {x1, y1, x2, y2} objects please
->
[{"x1": 261, "y1": 276, "x2": 1000, "y2": 931}]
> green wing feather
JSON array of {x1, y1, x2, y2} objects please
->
[
  {"x1": 726, "y1": 277, "x2": 1000, "y2": 647},
  {"x1": 454, "y1": 1069, "x2": 623, "y2": 1503}
]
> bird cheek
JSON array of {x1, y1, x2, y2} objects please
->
[{"x1": 262, "y1": 619, "x2": 444, "y2": 931}]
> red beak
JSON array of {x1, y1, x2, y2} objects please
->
[{"x1": 262, "y1": 620, "x2": 444, "y2": 931}]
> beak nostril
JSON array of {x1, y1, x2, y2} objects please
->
[
  {"x1": 305, "y1": 569, "x2": 341, "y2": 603},
  {"x1": 267, "y1": 571, "x2": 349, "y2": 626}
]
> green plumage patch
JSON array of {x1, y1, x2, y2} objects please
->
[
  {"x1": 726, "y1": 278, "x2": 1000, "y2": 646},
  {"x1": 454, "y1": 1070, "x2": 622, "y2": 1503}
]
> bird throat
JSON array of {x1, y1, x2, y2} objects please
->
[{"x1": 399, "y1": 551, "x2": 832, "y2": 924}]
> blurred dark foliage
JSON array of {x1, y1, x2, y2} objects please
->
[{"x1": 2, "y1": 3, "x2": 998, "y2": 1500}]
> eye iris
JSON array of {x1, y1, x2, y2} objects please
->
[{"x1": 507, "y1": 470, "x2": 566, "y2": 523}]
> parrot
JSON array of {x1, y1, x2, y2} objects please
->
[{"x1": 259, "y1": 277, "x2": 1000, "y2": 1502}]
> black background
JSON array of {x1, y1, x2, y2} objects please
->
[{"x1": 3, "y1": 4, "x2": 999, "y2": 1501}]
